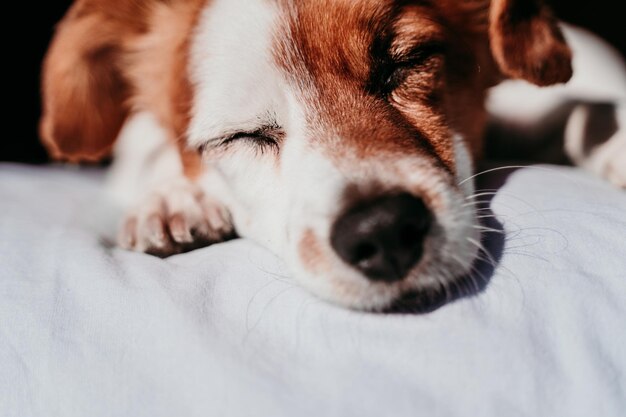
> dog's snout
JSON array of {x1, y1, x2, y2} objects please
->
[{"x1": 330, "y1": 193, "x2": 431, "y2": 282}]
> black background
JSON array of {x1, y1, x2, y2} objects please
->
[{"x1": 3, "y1": 1, "x2": 624, "y2": 164}]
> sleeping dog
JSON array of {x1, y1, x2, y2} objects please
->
[{"x1": 41, "y1": 0, "x2": 626, "y2": 310}]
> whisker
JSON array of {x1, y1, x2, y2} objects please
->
[
  {"x1": 473, "y1": 225, "x2": 506, "y2": 235},
  {"x1": 465, "y1": 191, "x2": 501, "y2": 200},
  {"x1": 437, "y1": 268, "x2": 453, "y2": 304},
  {"x1": 458, "y1": 165, "x2": 531, "y2": 186},
  {"x1": 466, "y1": 237, "x2": 499, "y2": 269},
  {"x1": 477, "y1": 214, "x2": 500, "y2": 219},
  {"x1": 472, "y1": 247, "x2": 521, "y2": 284},
  {"x1": 464, "y1": 191, "x2": 542, "y2": 216},
  {"x1": 506, "y1": 251, "x2": 551, "y2": 263},
  {"x1": 449, "y1": 254, "x2": 488, "y2": 298},
  {"x1": 459, "y1": 164, "x2": 587, "y2": 189}
]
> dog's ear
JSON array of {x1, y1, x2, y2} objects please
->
[
  {"x1": 488, "y1": 0, "x2": 573, "y2": 86},
  {"x1": 40, "y1": 2, "x2": 134, "y2": 162}
]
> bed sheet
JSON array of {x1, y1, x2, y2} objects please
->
[{"x1": 1, "y1": 163, "x2": 625, "y2": 417}]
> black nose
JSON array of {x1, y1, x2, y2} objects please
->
[{"x1": 330, "y1": 193, "x2": 432, "y2": 282}]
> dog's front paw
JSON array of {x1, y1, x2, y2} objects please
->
[
  {"x1": 565, "y1": 103, "x2": 626, "y2": 189},
  {"x1": 118, "y1": 179, "x2": 234, "y2": 257}
]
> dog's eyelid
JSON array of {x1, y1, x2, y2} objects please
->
[
  {"x1": 221, "y1": 131, "x2": 275, "y2": 147},
  {"x1": 198, "y1": 125, "x2": 284, "y2": 154},
  {"x1": 391, "y1": 40, "x2": 447, "y2": 66},
  {"x1": 224, "y1": 125, "x2": 284, "y2": 143},
  {"x1": 372, "y1": 40, "x2": 446, "y2": 97}
]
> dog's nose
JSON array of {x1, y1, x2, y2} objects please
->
[{"x1": 330, "y1": 193, "x2": 431, "y2": 282}]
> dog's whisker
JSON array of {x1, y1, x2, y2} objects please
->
[
  {"x1": 458, "y1": 165, "x2": 531, "y2": 186},
  {"x1": 449, "y1": 254, "x2": 489, "y2": 299},
  {"x1": 505, "y1": 251, "x2": 551, "y2": 264},
  {"x1": 472, "y1": 225, "x2": 506, "y2": 235},
  {"x1": 464, "y1": 190, "x2": 501, "y2": 200},
  {"x1": 466, "y1": 237, "x2": 500, "y2": 270},
  {"x1": 464, "y1": 191, "x2": 541, "y2": 216}
]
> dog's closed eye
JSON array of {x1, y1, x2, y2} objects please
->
[
  {"x1": 199, "y1": 125, "x2": 284, "y2": 155},
  {"x1": 371, "y1": 41, "x2": 447, "y2": 98},
  {"x1": 221, "y1": 131, "x2": 280, "y2": 150}
]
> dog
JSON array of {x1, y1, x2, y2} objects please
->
[{"x1": 40, "y1": 0, "x2": 626, "y2": 311}]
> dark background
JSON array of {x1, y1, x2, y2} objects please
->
[{"x1": 3, "y1": 1, "x2": 624, "y2": 164}]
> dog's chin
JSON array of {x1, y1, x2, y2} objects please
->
[
  {"x1": 354, "y1": 253, "x2": 481, "y2": 313},
  {"x1": 292, "y1": 261, "x2": 479, "y2": 313},
  {"x1": 385, "y1": 287, "x2": 451, "y2": 314}
]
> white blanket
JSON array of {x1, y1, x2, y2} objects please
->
[{"x1": 1, "y1": 163, "x2": 625, "y2": 417}]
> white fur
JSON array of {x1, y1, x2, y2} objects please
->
[
  {"x1": 188, "y1": 0, "x2": 286, "y2": 147},
  {"x1": 108, "y1": 112, "x2": 232, "y2": 253},
  {"x1": 106, "y1": 112, "x2": 183, "y2": 208},
  {"x1": 118, "y1": 176, "x2": 232, "y2": 253}
]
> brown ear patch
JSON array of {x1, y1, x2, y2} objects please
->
[
  {"x1": 489, "y1": 0, "x2": 573, "y2": 86},
  {"x1": 40, "y1": 6, "x2": 134, "y2": 163},
  {"x1": 41, "y1": 43, "x2": 130, "y2": 162},
  {"x1": 41, "y1": 0, "x2": 206, "y2": 166}
]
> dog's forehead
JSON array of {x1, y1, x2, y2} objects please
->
[
  {"x1": 275, "y1": 0, "x2": 443, "y2": 79},
  {"x1": 187, "y1": 0, "x2": 284, "y2": 147},
  {"x1": 187, "y1": 0, "x2": 393, "y2": 145},
  {"x1": 187, "y1": 0, "x2": 446, "y2": 149}
]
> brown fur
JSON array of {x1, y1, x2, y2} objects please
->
[
  {"x1": 40, "y1": 0, "x2": 140, "y2": 162},
  {"x1": 489, "y1": 0, "x2": 573, "y2": 86},
  {"x1": 40, "y1": 0, "x2": 205, "y2": 166},
  {"x1": 299, "y1": 229, "x2": 328, "y2": 274},
  {"x1": 41, "y1": 0, "x2": 572, "y2": 177},
  {"x1": 275, "y1": 1, "x2": 455, "y2": 175},
  {"x1": 273, "y1": 0, "x2": 571, "y2": 175}
]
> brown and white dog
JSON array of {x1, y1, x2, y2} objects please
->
[{"x1": 41, "y1": 0, "x2": 626, "y2": 310}]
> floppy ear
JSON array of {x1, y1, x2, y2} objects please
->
[
  {"x1": 40, "y1": 3, "x2": 133, "y2": 162},
  {"x1": 489, "y1": 0, "x2": 573, "y2": 86}
]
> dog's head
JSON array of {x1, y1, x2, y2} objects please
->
[{"x1": 41, "y1": 0, "x2": 572, "y2": 310}]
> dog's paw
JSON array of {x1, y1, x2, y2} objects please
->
[
  {"x1": 580, "y1": 141, "x2": 626, "y2": 189},
  {"x1": 565, "y1": 103, "x2": 626, "y2": 189},
  {"x1": 118, "y1": 179, "x2": 234, "y2": 257},
  {"x1": 601, "y1": 141, "x2": 626, "y2": 189}
]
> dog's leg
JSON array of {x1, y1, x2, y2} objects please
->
[
  {"x1": 107, "y1": 112, "x2": 234, "y2": 256},
  {"x1": 565, "y1": 103, "x2": 626, "y2": 188},
  {"x1": 559, "y1": 25, "x2": 626, "y2": 188}
]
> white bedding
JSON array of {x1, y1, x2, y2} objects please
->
[{"x1": 1, "y1": 163, "x2": 625, "y2": 417}]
